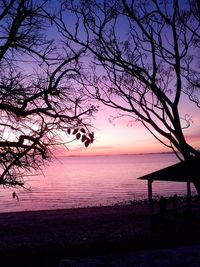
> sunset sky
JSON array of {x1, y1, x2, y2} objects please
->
[
  {"x1": 63, "y1": 98, "x2": 200, "y2": 156},
  {"x1": 52, "y1": 1, "x2": 200, "y2": 157}
]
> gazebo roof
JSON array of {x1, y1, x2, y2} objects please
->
[{"x1": 138, "y1": 156, "x2": 200, "y2": 182}]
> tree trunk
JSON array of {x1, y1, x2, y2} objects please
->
[
  {"x1": 186, "y1": 153, "x2": 200, "y2": 196},
  {"x1": 193, "y1": 180, "x2": 200, "y2": 196},
  {"x1": 181, "y1": 146, "x2": 200, "y2": 196}
]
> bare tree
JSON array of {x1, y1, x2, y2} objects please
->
[
  {"x1": 0, "y1": 0, "x2": 96, "y2": 188},
  {"x1": 57, "y1": 0, "x2": 200, "y2": 191}
]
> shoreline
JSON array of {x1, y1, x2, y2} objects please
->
[
  {"x1": 2, "y1": 194, "x2": 196, "y2": 215},
  {"x1": 0, "y1": 193, "x2": 197, "y2": 215},
  {"x1": 0, "y1": 199, "x2": 149, "y2": 215}
]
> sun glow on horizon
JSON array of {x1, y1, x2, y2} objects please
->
[{"x1": 54, "y1": 103, "x2": 200, "y2": 157}]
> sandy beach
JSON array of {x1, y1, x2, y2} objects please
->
[{"x1": 0, "y1": 202, "x2": 200, "y2": 266}]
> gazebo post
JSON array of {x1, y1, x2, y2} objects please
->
[
  {"x1": 148, "y1": 179, "x2": 154, "y2": 216},
  {"x1": 187, "y1": 181, "x2": 191, "y2": 209}
]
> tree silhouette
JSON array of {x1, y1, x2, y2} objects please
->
[
  {"x1": 0, "y1": 0, "x2": 95, "y2": 187},
  {"x1": 57, "y1": 0, "x2": 200, "y2": 191}
]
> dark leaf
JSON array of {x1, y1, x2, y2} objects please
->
[
  {"x1": 85, "y1": 140, "x2": 90, "y2": 148},
  {"x1": 72, "y1": 128, "x2": 79, "y2": 135},
  {"x1": 89, "y1": 132, "x2": 94, "y2": 143},
  {"x1": 81, "y1": 135, "x2": 87, "y2": 142},
  {"x1": 80, "y1": 128, "x2": 86, "y2": 133},
  {"x1": 76, "y1": 133, "x2": 81, "y2": 140}
]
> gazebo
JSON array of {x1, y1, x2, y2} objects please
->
[{"x1": 138, "y1": 156, "x2": 200, "y2": 214}]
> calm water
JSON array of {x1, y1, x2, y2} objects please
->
[{"x1": 0, "y1": 153, "x2": 197, "y2": 213}]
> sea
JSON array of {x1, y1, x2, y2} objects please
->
[{"x1": 0, "y1": 153, "x2": 197, "y2": 213}]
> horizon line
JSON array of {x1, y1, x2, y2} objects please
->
[{"x1": 59, "y1": 151, "x2": 177, "y2": 158}]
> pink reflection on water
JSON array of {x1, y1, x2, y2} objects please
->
[{"x1": 0, "y1": 154, "x2": 197, "y2": 213}]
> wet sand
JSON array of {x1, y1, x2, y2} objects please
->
[{"x1": 0, "y1": 202, "x2": 200, "y2": 266}]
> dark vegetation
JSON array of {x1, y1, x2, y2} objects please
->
[{"x1": 0, "y1": 0, "x2": 96, "y2": 187}]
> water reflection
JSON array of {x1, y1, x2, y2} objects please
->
[{"x1": 0, "y1": 154, "x2": 196, "y2": 213}]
